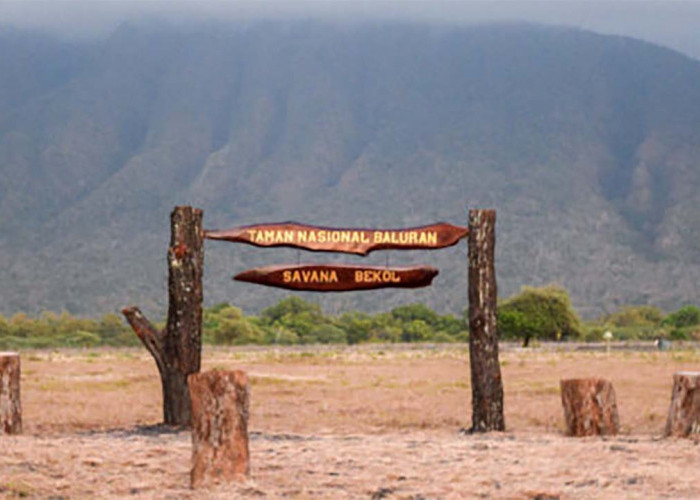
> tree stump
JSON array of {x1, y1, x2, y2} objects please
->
[
  {"x1": 467, "y1": 209, "x2": 505, "y2": 432},
  {"x1": 189, "y1": 370, "x2": 250, "y2": 488},
  {"x1": 560, "y1": 378, "x2": 619, "y2": 436},
  {"x1": 0, "y1": 352, "x2": 22, "y2": 435},
  {"x1": 664, "y1": 372, "x2": 700, "y2": 437}
]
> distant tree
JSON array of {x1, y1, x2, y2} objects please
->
[
  {"x1": 663, "y1": 305, "x2": 700, "y2": 328},
  {"x1": 335, "y1": 311, "x2": 372, "y2": 344},
  {"x1": 212, "y1": 318, "x2": 265, "y2": 345},
  {"x1": 601, "y1": 305, "x2": 664, "y2": 328},
  {"x1": 308, "y1": 324, "x2": 347, "y2": 344},
  {"x1": 401, "y1": 319, "x2": 432, "y2": 342},
  {"x1": 260, "y1": 297, "x2": 329, "y2": 343},
  {"x1": 260, "y1": 297, "x2": 322, "y2": 324},
  {"x1": 391, "y1": 303, "x2": 439, "y2": 326},
  {"x1": 498, "y1": 285, "x2": 583, "y2": 347}
]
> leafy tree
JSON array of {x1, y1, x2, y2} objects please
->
[
  {"x1": 401, "y1": 319, "x2": 432, "y2": 342},
  {"x1": 601, "y1": 305, "x2": 664, "y2": 328},
  {"x1": 663, "y1": 305, "x2": 700, "y2": 328},
  {"x1": 497, "y1": 285, "x2": 582, "y2": 346},
  {"x1": 260, "y1": 297, "x2": 322, "y2": 324},
  {"x1": 308, "y1": 324, "x2": 347, "y2": 344},
  {"x1": 212, "y1": 318, "x2": 265, "y2": 345},
  {"x1": 391, "y1": 303, "x2": 439, "y2": 326},
  {"x1": 335, "y1": 311, "x2": 372, "y2": 344}
]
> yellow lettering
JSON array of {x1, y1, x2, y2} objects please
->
[
  {"x1": 355, "y1": 270, "x2": 363, "y2": 282},
  {"x1": 308, "y1": 231, "x2": 317, "y2": 242},
  {"x1": 373, "y1": 231, "x2": 382, "y2": 243},
  {"x1": 297, "y1": 231, "x2": 307, "y2": 243},
  {"x1": 283, "y1": 271, "x2": 291, "y2": 282},
  {"x1": 409, "y1": 232, "x2": 418, "y2": 244},
  {"x1": 329, "y1": 270, "x2": 338, "y2": 282},
  {"x1": 362, "y1": 232, "x2": 370, "y2": 243},
  {"x1": 292, "y1": 270, "x2": 301, "y2": 282},
  {"x1": 427, "y1": 231, "x2": 437, "y2": 245},
  {"x1": 284, "y1": 230, "x2": 294, "y2": 243}
]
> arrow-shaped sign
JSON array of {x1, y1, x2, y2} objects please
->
[
  {"x1": 234, "y1": 264, "x2": 439, "y2": 292},
  {"x1": 205, "y1": 222, "x2": 468, "y2": 255}
]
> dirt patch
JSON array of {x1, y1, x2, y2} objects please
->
[{"x1": 3, "y1": 345, "x2": 700, "y2": 498}]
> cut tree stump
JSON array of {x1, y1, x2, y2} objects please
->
[
  {"x1": 189, "y1": 370, "x2": 250, "y2": 488},
  {"x1": 664, "y1": 372, "x2": 700, "y2": 437},
  {"x1": 0, "y1": 352, "x2": 22, "y2": 435},
  {"x1": 560, "y1": 378, "x2": 619, "y2": 436}
]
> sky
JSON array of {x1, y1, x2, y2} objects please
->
[{"x1": 1, "y1": 1, "x2": 700, "y2": 58}]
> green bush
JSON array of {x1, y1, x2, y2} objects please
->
[
  {"x1": 212, "y1": 318, "x2": 265, "y2": 345},
  {"x1": 308, "y1": 324, "x2": 347, "y2": 344},
  {"x1": 601, "y1": 305, "x2": 664, "y2": 328},
  {"x1": 663, "y1": 305, "x2": 700, "y2": 328}
]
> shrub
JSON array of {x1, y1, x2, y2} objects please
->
[{"x1": 663, "y1": 305, "x2": 700, "y2": 328}]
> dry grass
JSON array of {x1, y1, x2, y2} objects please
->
[{"x1": 3, "y1": 345, "x2": 700, "y2": 498}]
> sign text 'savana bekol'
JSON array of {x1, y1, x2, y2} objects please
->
[{"x1": 234, "y1": 264, "x2": 439, "y2": 292}]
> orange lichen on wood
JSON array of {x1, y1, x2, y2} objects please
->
[
  {"x1": 189, "y1": 370, "x2": 250, "y2": 488},
  {"x1": 560, "y1": 378, "x2": 619, "y2": 436}
]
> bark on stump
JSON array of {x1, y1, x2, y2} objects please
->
[
  {"x1": 664, "y1": 372, "x2": 700, "y2": 437},
  {"x1": 560, "y1": 378, "x2": 619, "y2": 436},
  {"x1": 123, "y1": 206, "x2": 203, "y2": 426},
  {"x1": 467, "y1": 209, "x2": 505, "y2": 432},
  {"x1": 0, "y1": 352, "x2": 21, "y2": 435},
  {"x1": 189, "y1": 370, "x2": 250, "y2": 489}
]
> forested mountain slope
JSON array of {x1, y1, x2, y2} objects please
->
[{"x1": 2, "y1": 21, "x2": 700, "y2": 318}]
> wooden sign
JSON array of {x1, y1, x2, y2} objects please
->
[
  {"x1": 205, "y1": 222, "x2": 468, "y2": 255},
  {"x1": 234, "y1": 264, "x2": 439, "y2": 292}
]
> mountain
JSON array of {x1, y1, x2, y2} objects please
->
[{"x1": 2, "y1": 20, "x2": 700, "y2": 319}]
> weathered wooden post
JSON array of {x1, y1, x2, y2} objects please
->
[
  {"x1": 123, "y1": 206, "x2": 203, "y2": 426},
  {"x1": 560, "y1": 378, "x2": 619, "y2": 436},
  {"x1": 189, "y1": 370, "x2": 250, "y2": 488},
  {"x1": 664, "y1": 372, "x2": 700, "y2": 437},
  {"x1": 467, "y1": 209, "x2": 505, "y2": 432},
  {"x1": 0, "y1": 352, "x2": 22, "y2": 435}
]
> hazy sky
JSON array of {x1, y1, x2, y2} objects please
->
[{"x1": 2, "y1": 1, "x2": 700, "y2": 58}]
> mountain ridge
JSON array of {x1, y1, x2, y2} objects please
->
[{"x1": 2, "y1": 21, "x2": 700, "y2": 318}]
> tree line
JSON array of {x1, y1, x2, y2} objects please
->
[{"x1": 1, "y1": 286, "x2": 698, "y2": 349}]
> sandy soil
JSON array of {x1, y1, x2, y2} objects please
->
[{"x1": 2, "y1": 344, "x2": 700, "y2": 499}]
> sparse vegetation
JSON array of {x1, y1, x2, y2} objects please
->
[{"x1": 2, "y1": 290, "x2": 697, "y2": 349}]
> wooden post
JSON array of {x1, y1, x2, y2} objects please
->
[
  {"x1": 189, "y1": 370, "x2": 250, "y2": 488},
  {"x1": 0, "y1": 352, "x2": 21, "y2": 435},
  {"x1": 664, "y1": 372, "x2": 700, "y2": 437},
  {"x1": 123, "y1": 206, "x2": 203, "y2": 426},
  {"x1": 560, "y1": 378, "x2": 619, "y2": 436},
  {"x1": 467, "y1": 209, "x2": 505, "y2": 432}
]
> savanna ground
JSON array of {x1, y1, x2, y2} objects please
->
[{"x1": 2, "y1": 344, "x2": 700, "y2": 499}]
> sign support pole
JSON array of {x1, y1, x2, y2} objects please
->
[
  {"x1": 467, "y1": 209, "x2": 505, "y2": 432},
  {"x1": 122, "y1": 206, "x2": 203, "y2": 426}
]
